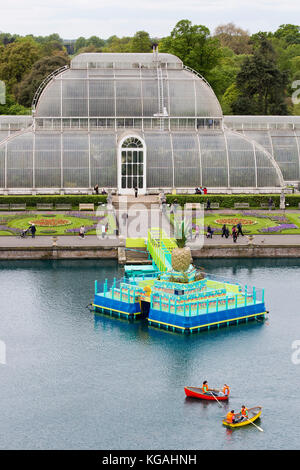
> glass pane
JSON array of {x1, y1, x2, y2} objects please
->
[
  {"x1": 127, "y1": 151, "x2": 132, "y2": 163},
  {"x1": 122, "y1": 151, "x2": 126, "y2": 163},
  {"x1": 138, "y1": 177, "x2": 143, "y2": 188},
  {"x1": 122, "y1": 177, "x2": 126, "y2": 188},
  {"x1": 127, "y1": 177, "x2": 132, "y2": 188},
  {"x1": 133, "y1": 177, "x2": 138, "y2": 188},
  {"x1": 133, "y1": 164, "x2": 137, "y2": 176},
  {"x1": 133, "y1": 151, "x2": 137, "y2": 163},
  {"x1": 138, "y1": 164, "x2": 143, "y2": 175},
  {"x1": 127, "y1": 163, "x2": 131, "y2": 176},
  {"x1": 138, "y1": 151, "x2": 143, "y2": 163},
  {"x1": 122, "y1": 164, "x2": 126, "y2": 175}
]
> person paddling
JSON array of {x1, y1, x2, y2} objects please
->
[
  {"x1": 241, "y1": 405, "x2": 249, "y2": 420},
  {"x1": 202, "y1": 380, "x2": 209, "y2": 394}
]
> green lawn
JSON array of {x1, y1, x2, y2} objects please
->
[
  {"x1": 170, "y1": 212, "x2": 300, "y2": 235},
  {"x1": 1, "y1": 213, "x2": 116, "y2": 236}
]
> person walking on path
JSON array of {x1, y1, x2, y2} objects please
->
[
  {"x1": 232, "y1": 225, "x2": 238, "y2": 243},
  {"x1": 206, "y1": 225, "x2": 213, "y2": 239},
  {"x1": 101, "y1": 224, "x2": 106, "y2": 239},
  {"x1": 237, "y1": 222, "x2": 244, "y2": 237},
  {"x1": 134, "y1": 186, "x2": 138, "y2": 198},
  {"x1": 94, "y1": 184, "x2": 99, "y2": 194},
  {"x1": 79, "y1": 225, "x2": 85, "y2": 239},
  {"x1": 30, "y1": 223, "x2": 36, "y2": 239},
  {"x1": 206, "y1": 199, "x2": 211, "y2": 210},
  {"x1": 221, "y1": 224, "x2": 227, "y2": 238}
]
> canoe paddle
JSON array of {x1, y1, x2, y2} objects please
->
[
  {"x1": 209, "y1": 391, "x2": 222, "y2": 407},
  {"x1": 243, "y1": 417, "x2": 264, "y2": 432}
]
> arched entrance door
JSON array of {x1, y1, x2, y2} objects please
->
[{"x1": 118, "y1": 136, "x2": 146, "y2": 195}]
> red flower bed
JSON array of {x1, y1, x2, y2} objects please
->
[
  {"x1": 29, "y1": 218, "x2": 71, "y2": 227},
  {"x1": 214, "y1": 218, "x2": 256, "y2": 225}
]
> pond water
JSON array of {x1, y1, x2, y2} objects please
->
[{"x1": 0, "y1": 258, "x2": 299, "y2": 450}]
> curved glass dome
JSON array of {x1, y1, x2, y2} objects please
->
[
  {"x1": 0, "y1": 129, "x2": 283, "y2": 189},
  {"x1": 35, "y1": 53, "x2": 222, "y2": 118},
  {"x1": 224, "y1": 116, "x2": 300, "y2": 182}
]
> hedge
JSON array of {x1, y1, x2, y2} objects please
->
[
  {"x1": 0, "y1": 194, "x2": 107, "y2": 207},
  {"x1": 165, "y1": 194, "x2": 300, "y2": 208}
]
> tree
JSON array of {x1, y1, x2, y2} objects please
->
[
  {"x1": 159, "y1": 19, "x2": 222, "y2": 77},
  {"x1": 103, "y1": 36, "x2": 132, "y2": 53},
  {"x1": 15, "y1": 55, "x2": 69, "y2": 107},
  {"x1": 74, "y1": 37, "x2": 87, "y2": 52},
  {"x1": 214, "y1": 23, "x2": 253, "y2": 54},
  {"x1": 232, "y1": 37, "x2": 289, "y2": 115},
  {"x1": 0, "y1": 37, "x2": 42, "y2": 92},
  {"x1": 0, "y1": 92, "x2": 30, "y2": 115},
  {"x1": 86, "y1": 36, "x2": 105, "y2": 50},
  {"x1": 130, "y1": 31, "x2": 152, "y2": 52},
  {"x1": 274, "y1": 24, "x2": 300, "y2": 45}
]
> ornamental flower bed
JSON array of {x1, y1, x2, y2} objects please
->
[
  {"x1": 29, "y1": 218, "x2": 71, "y2": 227},
  {"x1": 260, "y1": 224, "x2": 298, "y2": 232},
  {"x1": 214, "y1": 218, "x2": 256, "y2": 225}
]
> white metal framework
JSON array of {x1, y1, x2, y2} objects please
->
[{"x1": 0, "y1": 53, "x2": 288, "y2": 193}]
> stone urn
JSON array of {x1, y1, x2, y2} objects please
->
[
  {"x1": 52, "y1": 236, "x2": 58, "y2": 247},
  {"x1": 247, "y1": 235, "x2": 254, "y2": 245}
]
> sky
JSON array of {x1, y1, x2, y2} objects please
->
[{"x1": 0, "y1": 0, "x2": 299, "y2": 39}]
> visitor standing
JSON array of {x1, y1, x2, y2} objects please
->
[
  {"x1": 134, "y1": 186, "x2": 138, "y2": 198},
  {"x1": 79, "y1": 225, "x2": 85, "y2": 239},
  {"x1": 203, "y1": 187, "x2": 207, "y2": 195},
  {"x1": 268, "y1": 197, "x2": 273, "y2": 211},
  {"x1": 94, "y1": 184, "x2": 99, "y2": 195},
  {"x1": 30, "y1": 223, "x2": 36, "y2": 239},
  {"x1": 101, "y1": 224, "x2": 106, "y2": 239},
  {"x1": 206, "y1": 199, "x2": 211, "y2": 210}
]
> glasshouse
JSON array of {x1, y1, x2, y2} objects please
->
[{"x1": 0, "y1": 51, "x2": 299, "y2": 194}]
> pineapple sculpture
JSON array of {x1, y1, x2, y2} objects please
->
[{"x1": 171, "y1": 219, "x2": 192, "y2": 272}]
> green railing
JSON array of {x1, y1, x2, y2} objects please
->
[{"x1": 147, "y1": 228, "x2": 177, "y2": 272}]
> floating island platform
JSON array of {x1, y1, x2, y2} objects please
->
[{"x1": 93, "y1": 266, "x2": 267, "y2": 334}]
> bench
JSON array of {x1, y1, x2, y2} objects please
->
[
  {"x1": 10, "y1": 204, "x2": 26, "y2": 210},
  {"x1": 55, "y1": 204, "x2": 72, "y2": 210},
  {"x1": 234, "y1": 203, "x2": 250, "y2": 209},
  {"x1": 260, "y1": 203, "x2": 275, "y2": 209},
  {"x1": 210, "y1": 203, "x2": 220, "y2": 209},
  {"x1": 36, "y1": 203, "x2": 53, "y2": 210},
  {"x1": 0, "y1": 204, "x2": 9, "y2": 210},
  {"x1": 79, "y1": 203, "x2": 94, "y2": 211},
  {"x1": 186, "y1": 203, "x2": 203, "y2": 210}
]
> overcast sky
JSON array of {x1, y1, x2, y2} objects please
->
[{"x1": 0, "y1": 0, "x2": 299, "y2": 39}]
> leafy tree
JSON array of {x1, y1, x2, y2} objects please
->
[
  {"x1": 15, "y1": 55, "x2": 69, "y2": 107},
  {"x1": 86, "y1": 36, "x2": 105, "y2": 50},
  {"x1": 130, "y1": 31, "x2": 152, "y2": 52},
  {"x1": 103, "y1": 36, "x2": 132, "y2": 52},
  {"x1": 74, "y1": 37, "x2": 87, "y2": 52},
  {"x1": 220, "y1": 83, "x2": 241, "y2": 114},
  {"x1": 214, "y1": 23, "x2": 253, "y2": 54},
  {"x1": 0, "y1": 93, "x2": 30, "y2": 115},
  {"x1": 274, "y1": 24, "x2": 300, "y2": 45},
  {"x1": 232, "y1": 37, "x2": 289, "y2": 115},
  {"x1": 0, "y1": 37, "x2": 42, "y2": 92},
  {"x1": 159, "y1": 19, "x2": 222, "y2": 77}
]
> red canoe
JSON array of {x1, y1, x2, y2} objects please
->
[{"x1": 184, "y1": 386, "x2": 229, "y2": 401}]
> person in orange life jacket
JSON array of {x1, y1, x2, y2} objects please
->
[
  {"x1": 202, "y1": 381, "x2": 209, "y2": 394},
  {"x1": 222, "y1": 384, "x2": 230, "y2": 396},
  {"x1": 241, "y1": 405, "x2": 249, "y2": 420},
  {"x1": 226, "y1": 410, "x2": 236, "y2": 424}
]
